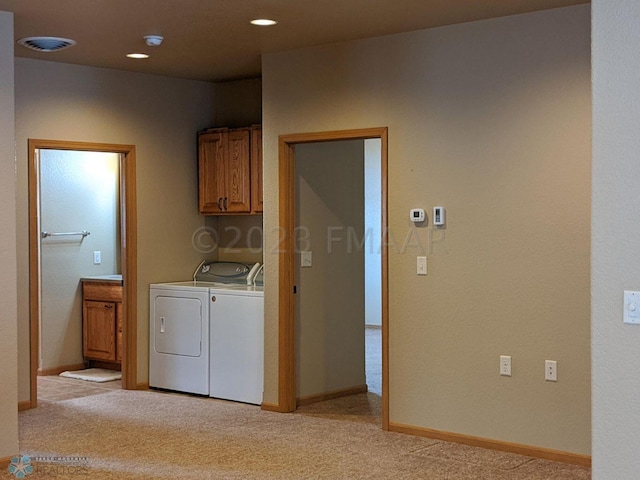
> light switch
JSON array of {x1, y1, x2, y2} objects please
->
[
  {"x1": 301, "y1": 251, "x2": 312, "y2": 268},
  {"x1": 417, "y1": 256, "x2": 427, "y2": 275},
  {"x1": 433, "y1": 206, "x2": 445, "y2": 226},
  {"x1": 624, "y1": 291, "x2": 640, "y2": 325},
  {"x1": 93, "y1": 251, "x2": 101, "y2": 265}
]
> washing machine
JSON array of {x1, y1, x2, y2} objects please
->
[{"x1": 209, "y1": 285, "x2": 264, "y2": 405}]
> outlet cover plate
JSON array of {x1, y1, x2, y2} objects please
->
[
  {"x1": 545, "y1": 360, "x2": 557, "y2": 382},
  {"x1": 500, "y1": 355, "x2": 511, "y2": 377}
]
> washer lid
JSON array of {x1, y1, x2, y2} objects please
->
[{"x1": 195, "y1": 261, "x2": 251, "y2": 284}]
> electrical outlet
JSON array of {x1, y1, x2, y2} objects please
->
[
  {"x1": 500, "y1": 355, "x2": 511, "y2": 376},
  {"x1": 545, "y1": 360, "x2": 557, "y2": 382}
]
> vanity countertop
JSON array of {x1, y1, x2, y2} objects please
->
[{"x1": 81, "y1": 274, "x2": 123, "y2": 284}]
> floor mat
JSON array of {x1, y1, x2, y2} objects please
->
[{"x1": 59, "y1": 368, "x2": 122, "y2": 383}]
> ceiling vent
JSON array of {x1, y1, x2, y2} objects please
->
[{"x1": 17, "y1": 36, "x2": 76, "y2": 53}]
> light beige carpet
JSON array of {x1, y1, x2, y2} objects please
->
[{"x1": 6, "y1": 387, "x2": 591, "y2": 480}]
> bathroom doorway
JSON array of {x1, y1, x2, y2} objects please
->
[{"x1": 28, "y1": 140, "x2": 138, "y2": 409}]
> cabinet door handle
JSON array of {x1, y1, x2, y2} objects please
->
[
  {"x1": 160, "y1": 317, "x2": 165, "y2": 333},
  {"x1": 105, "y1": 304, "x2": 113, "y2": 309},
  {"x1": 217, "y1": 197, "x2": 223, "y2": 210},
  {"x1": 223, "y1": 197, "x2": 228, "y2": 210},
  {"x1": 211, "y1": 296, "x2": 216, "y2": 302}
]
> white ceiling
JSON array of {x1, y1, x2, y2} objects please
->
[{"x1": 0, "y1": 0, "x2": 589, "y2": 82}]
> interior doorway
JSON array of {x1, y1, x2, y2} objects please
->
[
  {"x1": 276, "y1": 127, "x2": 389, "y2": 430},
  {"x1": 364, "y1": 138, "x2": 383, "y2": 397},
  {"x1": 28, "y1": 140, "x2": 138, "y2": 409},
  {"x1": 294, "y1": 138, "x2": 381, "y2": 405},
  {"x1": 38, "y1": 149, "x2": 120, "y2": 379}
]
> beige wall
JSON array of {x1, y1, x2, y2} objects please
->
[
  {"x1": 0, "y1": 10, "x2": 19, "y2": 459},
  {"x1": 213, "y1": 215, "x2": 264, "y2": 265},
  {"x1": 295, "y1": 140, "x2": 366, "y2": 397},
  {"x1": 263, "y1": 5, "x2": 591, "y2": 454},
  {"x1": 592, "y1": 0, "x2": 640, "y2": 477},
  {"x1": 212, "y1": 78, "x2": 262, "y2": 128},
  {"x1": 15, "y1": 58, "x2": 215, "y2": 399},
  {"x1": 39, "y1": 150, "x2": 120, "y2": 371}
]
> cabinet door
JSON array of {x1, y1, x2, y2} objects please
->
[
  {"x1": 251, "y1": 125, "x2": 263, "y2": 214},
  {"x1": 198, "y1": 130, "x2": 227, "y2": 214},
  {"x1": 83, "y1": 301, "x2": 117, "y2": 362},
  {"x1": 226, "y1": 128, "x2": 251, "y2": 213}
]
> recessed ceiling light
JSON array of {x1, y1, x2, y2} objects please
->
[
  {"x1": 126, "y1": 53, "x2": 149, "y2": 59},
  {"x1": 250, "y1": 19, "x2": 277, "y2": 26}
]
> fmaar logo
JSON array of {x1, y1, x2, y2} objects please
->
[{"x1": 8, "y1": 455, "x2": 33, "y2": 478}]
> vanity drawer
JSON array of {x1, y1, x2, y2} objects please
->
[{"x1": 83, "y1": 283, "x2": 123, "y2": 302}]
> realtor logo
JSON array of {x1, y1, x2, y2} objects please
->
[{"x1": 8, "y1": 455, "x2": 33, "y2": 478}]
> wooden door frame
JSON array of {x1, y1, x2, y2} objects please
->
[
  {"x1": 28, "y1": 139, "x2": 138, "y2": 408},
  {"x1": 276, "y1": 127, "x2": 389, "y2": 430}
]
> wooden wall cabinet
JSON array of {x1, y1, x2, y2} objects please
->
[
  {"x1": 250, "y1": 124, "x2": 263, "y2": 214},
  {"x1": 82, "y1": 281, "x2": 123, "y2": 364},
  {"x1": 198, "y1": 125, "x2": 262, "y2": 215}
]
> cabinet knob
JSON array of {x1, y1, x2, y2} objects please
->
[{"x1": 211, "y1": 296, "x2": 216, "y2": 302}]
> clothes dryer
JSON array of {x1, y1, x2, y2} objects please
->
[{"x1": 149, "y1": 282, "x2": 210, "y2": 395}]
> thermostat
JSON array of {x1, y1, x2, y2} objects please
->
[
  {"x1": 433, "y1": 206, "x2": 445, "y2": 226},
  {"x1": 410, "y1": 208, "x2": 425, "y2": 223}
]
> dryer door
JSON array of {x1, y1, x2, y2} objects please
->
[{"x1": 153, "y1": 296, "x2": 203, "y2": 357}]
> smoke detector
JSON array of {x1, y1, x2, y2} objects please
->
[
  {"x1": 144, "y1": 35, "x2": 164, "y2": 47},
  {"x1": 17, "y1": 36, "x2": 76, "y2": 52}
]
